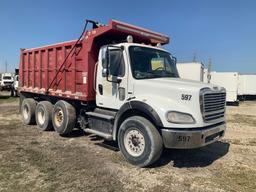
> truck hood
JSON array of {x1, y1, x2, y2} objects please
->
[
  {"x1": 133, "y1": 77, "x2": 221, "y2": 104},
  {"x1": 134, "y1": 78, "x2": 217, "y2": 92},
  {"x1": 132, "y1": 77, "x2": 224, "y2": 128}
]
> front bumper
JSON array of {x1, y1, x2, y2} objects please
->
[
  {"x1": 161, "y1": 122, "x2": 226, "y2": 149},
  {"x1": 1, "y1": 84, "x2": 12, "y2": 89}
]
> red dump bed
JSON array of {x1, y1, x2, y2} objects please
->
[{"x1": 19, "y1": 20, "x2": 169, "y2": 101}]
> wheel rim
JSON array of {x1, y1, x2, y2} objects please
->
[
  {"x1": 23, "y1": 105, "x2": 29, "y2": 120},
  {"x1": 54, "y1": 107, "x2": 64, "y2": 127},
  {"x1": 124, "y1": 128, "x2": 145, "y2": 157},
  {"x1": 37, "y1": 108, "x2": 45, "y2": 125}
]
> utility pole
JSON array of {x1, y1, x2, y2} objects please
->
[
  {"x1": 5, "y1": 60, "x2": 8, "y2": 73},
  {"x1": 193, "y1": 52, "x2": 197, "y2": 62},
  {"x1": 207, "y1": 57, "x2": 212, "y2": 83}
]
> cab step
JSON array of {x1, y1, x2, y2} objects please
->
[
  {"x1": 84, "y1": 128, "x2": 113, "y2": 140},
  {"x1": 86, "y1": 111, "x2": 114, "y2": 121}
]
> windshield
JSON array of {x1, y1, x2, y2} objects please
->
[
  {"x1": 129, "y1": 46, "x2": 179, "y2": 79},
  {"x1": 3, "y1": 76, "x2": 12, "y2": 80}
]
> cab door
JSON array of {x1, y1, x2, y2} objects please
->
[{"x1": 96, "y1": 46, "x2": 128, "y2": 109}]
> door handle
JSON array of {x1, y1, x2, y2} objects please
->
[{"x1": 98, "y1": 84, "x2": 103, "y2": 95}]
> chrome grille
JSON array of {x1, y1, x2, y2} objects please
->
[
  {"x1": 202, "y1": 91, "x2": 226, "y2": 122},
  {"x1": 4, "y1": 82, "x2": 12, "y2": 85}
]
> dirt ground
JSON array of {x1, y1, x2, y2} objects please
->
[{"x1": 0, "y1": 92, "x2": 256, "y2": 192}]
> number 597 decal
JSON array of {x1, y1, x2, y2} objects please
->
[{"x1": 181, "y1": 94, "x2": 192, "y2": 101}]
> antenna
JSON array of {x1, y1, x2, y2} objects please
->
[{"x1": 207, "y1": 57, "x2": 212, "y2": 83}]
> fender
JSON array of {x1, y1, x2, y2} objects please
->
[{"x1": 112, "y1": 100, "x2": 163, "y2": 140}]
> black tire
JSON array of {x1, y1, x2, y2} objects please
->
[
  {"x1": 35, "y1": 101, "x2": 53, "y2": 131},
  {"x1": 10, "y1": 88, "x2": 14, "y2": 97},
  {"x1": 15, "y1": 90, "x2": 19, "y2": 97},
  {"x1": 21, "y1": 98, "x2": 37, "y2": 125},
  {"x1": 19, "y1": 93, "x2": 26, "y2": 112},
  {"x1": 52, "y1": 100, "x2": 76, "y2": 136},
  {"x1": 118, "y1": 116, "x2": 163, "y2": 167},
  {"x1": 13, "y1": 90, "x2": 18, "y2": 97}
]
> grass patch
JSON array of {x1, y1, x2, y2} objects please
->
[
  {"x1": 213, "y1": 167, "x2": 256, "y2": 192},
  {"x1": 0, "y1": 96, "x2": 18, "y2": 104},
  {"x1": 0, "y1": 146, "x2": 59, "y2": 192},
  {"x1": 248, "y1": 139, "x2": 256, "y2": 146},
  {"x1": 227, "y1": 114, "x2": 256, "y2": 127},
  {"x1": 223, "y1": 138, "x2": 256, "y2": 146}
]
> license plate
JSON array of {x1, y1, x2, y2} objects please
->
[{"x1": 177, "y1": 136, "x2": 191, "y2": 142}]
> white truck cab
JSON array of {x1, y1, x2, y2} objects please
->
[
  {"x1": 95, "y1": 41, "x2": 226, "y2": 163},
  {"x1": 0, "y1": 73, "x2": 14, "y2": 91}
]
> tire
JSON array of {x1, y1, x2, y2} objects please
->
[
  {"x1": 35, "y1": 101, "x2": 53, "y2": 131},
  {"x1": 10, "y1": 88, "x2": 14, "y2": 97},
  {"x1": 118, "y1": 116, "x2": 163, "y2": 167},
  {"x1": 21, "y1": 98, "x2": 37, "y2": 125},
  {"x1": 19, "y1": 94, "x2": 26, "y2": 112},
  {"x1": 52, "y1": 100, "x2": 76, "y2": 136},
  {"x1": 13, "y1": 90, "x2": 18, "y2": 97},
  {"x1": 16, "y1": 90, "x2": 19, "y2": 97}
]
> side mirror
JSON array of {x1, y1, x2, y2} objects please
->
[
  {"x1": 102, "y1": 50, "x2": 108, "y2": 69},
  {"x1": 101, "y1": 45, "x2": 123, "y2": 83},
  {"x1": 102, "y1": 47, "x2": 109, "y2": 77},
  {"x1": 102, "y1": 68, "x2": 109, "y2": 77}
]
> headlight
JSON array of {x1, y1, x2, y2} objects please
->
[{"x1": 166, "y1": 111, "x2": 195, "y2": 124}]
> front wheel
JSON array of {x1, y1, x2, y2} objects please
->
[{"x1": 118, "y1": 116, "x2": 163, "y2": 167}]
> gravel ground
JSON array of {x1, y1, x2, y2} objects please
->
[{"x1": 0, "y1": 93, "x2": 255, "y2": 192}]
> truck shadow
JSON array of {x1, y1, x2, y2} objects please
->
[
  {"x1": 0, "y1": 95, "x2": 10, "y2": 99},
  {"x1": 153, "y1": 141, "x2": 230, "y2": 168},
  {"x1": 65, "y1": 130, "x2": 230, "y2": 168},
  {"x1": 98, "y1": 139, "x2": 230, "y2": 168}
]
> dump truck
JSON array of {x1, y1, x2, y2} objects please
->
[{"x1": 19, "y1": 19, "x2": 226, "y2": 167}]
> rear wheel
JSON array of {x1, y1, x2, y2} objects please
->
[
  {"x1": 14, "y1": 90, "x2": 18, "y2": 97},
  {"x1": 10, "y1": 88, "x2": 14, "y2": 97},
  {"x1": 21, "y1": 98, "x2": 36, "y2": 125},
  {"x1": 52, "y1": 100, "x2": 76, "y2": 136},
  {"x1": 35, "y1": 101, "x2": 53, "y2": 131},
  {"x1": 118, "y1": 116, "x2": 163, "y2": 167}
]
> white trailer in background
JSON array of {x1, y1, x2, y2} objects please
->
[
  {"x1": 176, "y1": 63, "x2": 241, "y2": 103},
  {"x1": 210, "y1": 72, "x2": 239, "y2": 103},
  {"x1": 238, "y1": 74, "x2": 256, "y2": 99},
  {"x1": 176, "y1": 62, "x2": 204, "y2": 82}
]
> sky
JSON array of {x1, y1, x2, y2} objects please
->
[{"x1": 0, "y1": 0, "x2": 255, "y2": 73}]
